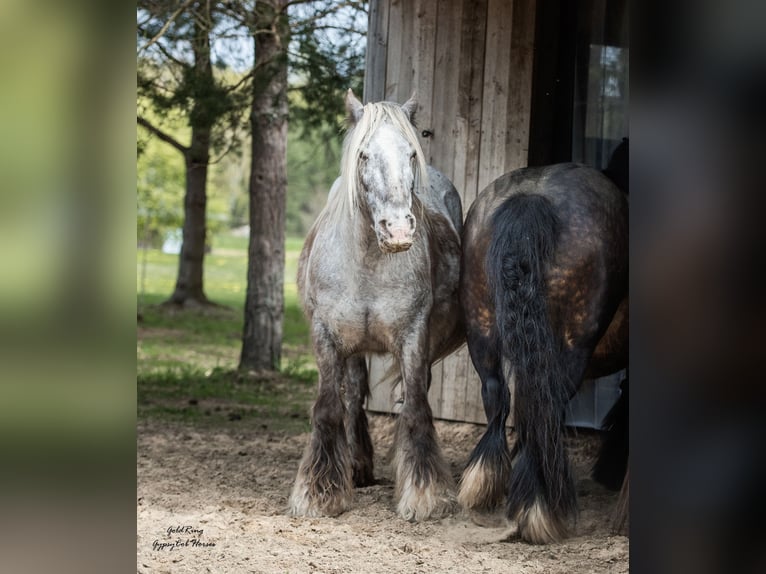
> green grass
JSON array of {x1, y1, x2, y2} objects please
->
[
  {"x1": 137, "y1": 233, "x2": 316, "y2": 428},
  {"x1": 137, "y1": 367, "x2": 313, "y2": 432},
  {"x1": 211, "y1": 233, "x2": 249, "y2": 251}
]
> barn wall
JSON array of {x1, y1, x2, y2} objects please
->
[{"x1": 363, "y1": 0, "x2": 537, "y2": 424}]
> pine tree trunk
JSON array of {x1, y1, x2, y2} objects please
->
[
  {"x1": 239, "y1": 0, "x2": 289, "y2": 371},
  {"x1": 167, "y1": 131, "x2": 211, "y2": 306},
  {"x1": 166, "y1": 1, "x2": 214, "y2": 307}
]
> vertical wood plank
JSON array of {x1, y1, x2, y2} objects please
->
[
  {"x1": 412, "y1": 0, "x2": 438, "y2": 161},
  {"x1": 456, "y1": 0, "x2": 489, "y2": 208},
  {"x1": 384, "y1": 0, "x2": 404, "y2": 101},
  {"x1": 366, "y1": 355, "x2": 403, "y2": 413},
  {"x1": 364, "y1": 0, "x2": 390, "y2": 103},
  {"x1": 428, "y1": 357, "x2": 445, "y2": 419},
  {"x1": 478, "y1": 0, "x2": 514, "y2": 193},
  {"x1": 505, "y1": 0, "x2": 536, "y2": 171},
  {"x1": 447, "y1": 0, "x2": 489, "y2": 424},
  {"x1": 462, "y1": 361, "x2": 485, "y2": 423},
  {"x1": 425, "y1": 0, "x2": 464, "y2": 422},
  {"x1": 398, "y1": 0, "x2": 416, "y2": 102},
  {"x1": 429, "y1": 0, "x2": 463, "y2": 176},
  {"x1": 439, "y1": 352, "x2": 467, "y2": 422}
]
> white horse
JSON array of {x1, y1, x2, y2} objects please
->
[{"x1": 289, "y1": 90, "x2": 464, "y2": 521}]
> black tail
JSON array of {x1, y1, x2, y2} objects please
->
[{"x1": 486, "y1": 193, "x2": 577, "y2": 540}]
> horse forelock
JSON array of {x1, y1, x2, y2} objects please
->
[{"x1": 333, "y1": 102, "x2": 429, "y2": 220}]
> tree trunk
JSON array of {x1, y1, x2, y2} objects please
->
[
  {"x1": 239, "y1": 0, "x2": 290, "y2": 372},
  {"x1": 166, "y1": 1, "x2": 214, "y2": 307},
  {"x1": 167, "y1": 130, "x2": 211, "y2": 306}
]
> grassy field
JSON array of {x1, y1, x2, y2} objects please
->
[{"x1": 137, "y1": 233, "x2": 316, "y2": 431}]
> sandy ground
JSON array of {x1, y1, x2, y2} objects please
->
[{"x1": 137, "y1": 414, "x2": 628, "y2": 573}]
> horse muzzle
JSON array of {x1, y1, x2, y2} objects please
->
[
  {"x1": 377, "y1": 215, "x2": 415, "y2": 253},
  {"x1": 379, "y1": 222, "x2": 415, "y2": 253},
  {"x1": 380, "y1": 238, "x2": 414, "y2": 253}
]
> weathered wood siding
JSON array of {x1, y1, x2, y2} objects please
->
[{"x1": 363, "y1": 0, "x2": 537, "y2": 424}]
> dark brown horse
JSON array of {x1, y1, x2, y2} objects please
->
[{"x1": 457, "y1": 163, "x2": 628, "y2": 543}]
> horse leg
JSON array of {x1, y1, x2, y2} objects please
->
[
  {"x1": 458, "y1": 346, "x2": 511, "y2": 511},
  {"x1": 393, "y1": 328, "x2": 453, "y2": 521},
  {"x1": 345, "y1": 355, "x2": 375, "y2": 487},
  {"x1": 593, "y1": 374, "x2": 629, "y2": 490},
  {"x1": 604, "y1": 375, "x2": 630, "y2": 535},
  {"x1": 289, "y1": 322, "x2": 353, "y2": 517},
  {"x1": 508, "y1": 347, "x2": 590, "y2": 543},
  {"x1": 612, "y1": 462, "x2": 629, "y2": 535}
]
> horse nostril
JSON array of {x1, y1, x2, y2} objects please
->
[{"x1": 406, "y1": 215, "x2": 415, "y2": 230}]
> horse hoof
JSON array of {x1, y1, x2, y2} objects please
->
[
  {"x1": 396, "y1": 480, "x2": 454, "y2": 522},
  {"x1": 288, "y1": 476, "x2": 352, "y2": 518},
  {"x1": 514, "y1": 500, "x2": 570, "y2": 544},
  {"x1": 458, "y1": 457, "x2": 507, "y2": 511},
  {"x1": 352, "y1": 465, "x2": 376, "y2": 488}
]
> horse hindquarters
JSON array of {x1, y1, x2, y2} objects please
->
[{"x1": 488, "y1": 194, "x2": 578, "y2": 544}]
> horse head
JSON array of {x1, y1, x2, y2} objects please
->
[{"x1": 343, "y1": 89, "x2": 426, "y2": 254}]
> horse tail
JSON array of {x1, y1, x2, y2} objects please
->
[{"x1": 486, "y1": 193, "x2": 576, "y2": 543}]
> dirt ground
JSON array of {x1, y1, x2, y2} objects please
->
[{"x1": 137, "y1": 413, "x2": 628, "y2": 574}]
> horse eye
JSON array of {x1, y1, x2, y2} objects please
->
[
  {"x1": 360, "y1": 152, "x2": 369, "y2": 161},
  {"x1": 410, "y1": 151, "x2": 417, "y2": 160}
]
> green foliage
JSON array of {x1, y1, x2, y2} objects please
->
[
  {"x1": 137, "y1": 1, "x2": 250, "y2": 145},
  {"x1": 285, "y1": 116, "x2": 343, "y2": 235},
  {"x1": 137, "y1": 119, "x2": 185, "y2": 247},
  {"x1": 136, "y1": 112, "x2": 235, "y2": 247},
  {"x1": 137, "y1": 1, "x2": 367, "y2": 239},
  {"x1": 289, "y1": 1, "x2": 367, "y2": 132}
]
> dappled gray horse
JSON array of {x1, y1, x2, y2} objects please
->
[{"x1": 289, "y1": 90, "x2": 464, "y2": 521}]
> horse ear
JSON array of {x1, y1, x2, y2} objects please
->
[
  {"x1": 401, "y1": 91, "x2": 418, "y2": 124},
  {"x1": 345, "y1": 89, "x2": 364, "y2": 125}
]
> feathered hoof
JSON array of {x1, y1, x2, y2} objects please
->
[
  {"x1": 352, "y1": 461, "x2": 376, "y2": 488},
  {"x1": 396, "y1": 477, "x2": 454, "y2": 522},
  {"x1": 288, "y1": 472, "x2": 353, "y2": 518},
  {"x1": 514, "y1": 499, "x2": 570, "y2": 544},
  {"x1": 458, "y1": 457, "x2": 507, "y2": 511}
]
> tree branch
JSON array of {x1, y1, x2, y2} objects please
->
[
  {"x1": 224, "y1": 70, "x2": 254, "y2": 93},
  {"x1": 138, "y1": 0, "x2": 196, "y2": 54},
  {"x1": 283, "y1": 0, "x2": 365, "y2": 13},
  {"x1": 287, "y1": 0, "x2": 367, "y2": 25},
  {"x1": 137, "y1": 116, "x2": 190, "y2": 155},
  {"x1": 138, "y1": 28, "x2": 189, "y2": 67}
]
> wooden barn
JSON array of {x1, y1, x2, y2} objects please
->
[{"x1": 362, "y1": 0, "x2": 629, "y2": 424}]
